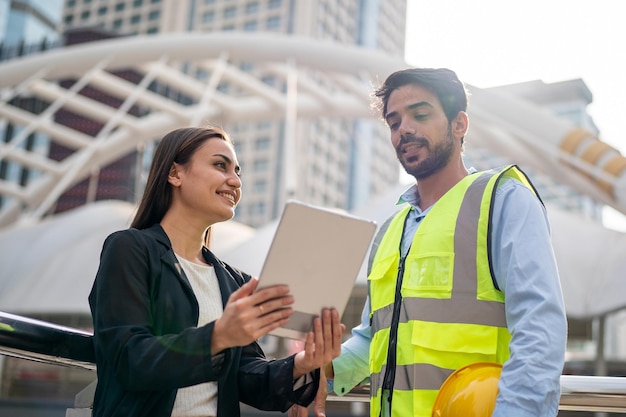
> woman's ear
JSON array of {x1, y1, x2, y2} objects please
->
[
  {"x1": 167, "y1": 163, "x2": 182, "y2": 187},
  {"x1": 452, "y1": 111, "x2": 469, "y2": 140}
]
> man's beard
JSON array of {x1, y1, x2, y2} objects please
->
[{"x1": 396, "y1": 127, "x2": 455, "y2": 180}]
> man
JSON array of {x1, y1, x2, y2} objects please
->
[{"x1": 291, "y1": 68, "x2": 567, "y2": 417}]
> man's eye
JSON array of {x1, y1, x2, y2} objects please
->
[{"x1": 415, "y1": 113, "x2": 428, "y2": 120}]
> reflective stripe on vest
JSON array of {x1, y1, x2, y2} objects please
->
[{"x1": 367, "y1": 165, "x2": 536, "y2": 417}]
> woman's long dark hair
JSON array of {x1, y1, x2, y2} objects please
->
[{"x1": 131, "y1": 126, "x2": 232, "y2": 235}]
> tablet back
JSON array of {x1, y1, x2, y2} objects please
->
[{"x1": 258, "y1": 200, "x2": 377, "y2": 339}]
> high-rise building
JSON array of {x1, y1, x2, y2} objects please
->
[
  {"x1": 0, "y1": 0, "x2": 63, "y2": 49},
  {"x1": 0, "y1": 0, "x2": 64, "y2": 212},
  {"x1": 60, "y1": 0, "x2": 406, "y2": 226}
]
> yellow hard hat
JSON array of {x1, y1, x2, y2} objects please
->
[{"x1": 431, "y1": 362, "x2": 502, "y2": 417}]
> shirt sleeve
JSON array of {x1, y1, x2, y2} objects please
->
[
  {"x1": 490, "y1": 179, "x2": 567, "y2": 417},
  {"x1": 330, "y1": 297, "x2": 372, "y2": 396}
]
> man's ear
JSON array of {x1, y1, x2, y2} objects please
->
[
  {"x1": 452, "y1": 111, "x2": 469, "y2": 140},
  {"x1": 168, "y1": 163, "x2": 181, "y2": 187}
]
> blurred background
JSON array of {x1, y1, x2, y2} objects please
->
[{"x1": 1, "y1": 0, "x2": 625, "y2": 415}]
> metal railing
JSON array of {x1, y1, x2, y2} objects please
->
[{"x1": 2, "y1": 310, "x2": 626, "y2": 413}]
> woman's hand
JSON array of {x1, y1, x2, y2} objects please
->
[
  {"x1": 211, "y1": 277, "x2": 294, "y2": 353},
  {"x1": 293, "y1": 308, "x2": 345, "y2": 379}
]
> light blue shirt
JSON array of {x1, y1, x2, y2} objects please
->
[{"x1": 331, "y1": 173, "x2": 567, "y2": 417}]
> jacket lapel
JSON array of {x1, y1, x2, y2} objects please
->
[
  {"x1": 203, "y1": 247, "x2": 240, "y2": 308},
  {"x1": 143, "y1": 224, "x2": 194, "y2": 292}
]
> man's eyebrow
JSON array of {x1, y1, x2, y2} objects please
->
[{"x1": 385, "y1": 101, "x2": 434, "y2": 121}]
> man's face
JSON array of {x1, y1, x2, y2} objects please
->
[{"x1": 385, "y1": 84, "x2": 459, "y2": 180}]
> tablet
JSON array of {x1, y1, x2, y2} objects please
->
[{"x1": 257, "y1": 200, "x2": 377, "y2": 340}]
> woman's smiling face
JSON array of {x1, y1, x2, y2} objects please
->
[{"x1": 170, "y1": 137, "x2": 242, "y2": 224}]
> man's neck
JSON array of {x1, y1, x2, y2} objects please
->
[{"x1": 415, "y1": 162, "x2": 468, "y2": 210}]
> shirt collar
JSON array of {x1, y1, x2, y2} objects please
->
[{"x1": 395, "y1": 166, "x2": 477, "y2": 213}]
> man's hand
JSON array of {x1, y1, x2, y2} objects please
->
[
  {"x1": 293, "y1": 309, "x2": 344, "y2": 378},
  {"x1": 287, "y1": 368, "x2": 328, "y2": 417}
]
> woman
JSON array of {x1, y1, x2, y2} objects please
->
[{"x1": 88, "y1": 126, "x2": 344, "y2": 417}]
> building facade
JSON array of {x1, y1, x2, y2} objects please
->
[
  {"x1": 0, "y1": 0, "x2": 64, "y2": 216},
  {"x1": 0, "y1": 0, "x2": 63, "y2": 49},
  {"x1": 60, "y1": 0, "x2": 405, "y2": 226}
]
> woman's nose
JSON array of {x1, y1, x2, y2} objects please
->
[{"x1": 228, "y1": 172, "x2": 242, "y2": 188}]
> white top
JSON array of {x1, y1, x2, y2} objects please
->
[{"x1": 171, "y1": 255, "x2": 223, "y2": 417}]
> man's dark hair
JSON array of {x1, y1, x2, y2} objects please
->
[{"x1": 374, "y1": 68, "x2": 469, "y2": 123}]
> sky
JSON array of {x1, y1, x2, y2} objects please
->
[{"x1": 404, "y1": 0, "x2": 626, "y2": 230}]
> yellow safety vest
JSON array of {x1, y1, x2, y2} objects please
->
[{"x1": 367, "y1": 165, "x2": 539, "y2": 417}]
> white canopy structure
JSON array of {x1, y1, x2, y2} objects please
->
[
  {"x1": 0, "y1": 32, "x2": 625, "y2": 320},
  {"x1": 0, "y1": 200, "x2": 254, "y2": 315}
]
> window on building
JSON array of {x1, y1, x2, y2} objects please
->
[
  {"x1": 246, "y1": 1, "x2": 259, "y2": 14},
  {"x1": 255, "y1": 137, "x2": 270, "y2": 150},
  {"x1": 224, "y1": 6, "x2": 237, "y2": 19},
  {"x1": 244, "y1": 21, "x2": 258, "y2": 31},
  {"x1": 81, "y1": 10, "x2": 91, "y2": 20},
  {"x1": 147, "y1": 27, "x2": 159, "y2": 34},
  {"x1": 268, "y1": 0, "x2": 281, "y2": 9},
  {"x1": 64, "y1": 15, "x2": 74, "y2": 24},
  {"x1": 67, "y1": 0, "x2": 76, "y2": 7},
  {"x1": 253, "y1": 201, "x2": 266, "y2": 216},
  {"x1": 196, "y1": 68, "x2": 208, "y2": 80},
  {"x1": 253, "y1": 179, "x2": 268, "y2": 193},
  {"x1": 253, "y1": 159, "x2": 269, "y2": 171},
  {"x1": 149, "y1": 10, "x2": 160, "y2": 20},
  {"x1": 261, "y1": 75, "x2": 276, "y2": 87},
  {"x1": 256, "y1": 120, "x2": 271, "y2": 129},
  {"x1": 266, "y1": 16, "x2": 281, "y2": 29},
  {"x1": 130, "y1": 15, "x2": 141, "y2": 24},
  {"x1": 113, "y1": 19, "x2": 123, "y2": 29},
  {"x1": 204, "y1": 0, "x2": 215, "y2": 4},
  {"x1": 98, "y1": 6, "x2": 107, "y2": 15},
  {"x1": 133, "y1": 0, "x2": 143, "y2": 7},
  {"x1": 202, "y1": 11, "x2": 215, "y2": 23},
  {"x1": 239, "y1": 61, "x2": 254, "y2": 72},
  {"x1": 115, "y1": 3, "x2": 125, "y2": 12}
]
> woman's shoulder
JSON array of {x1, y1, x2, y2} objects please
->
[{"x1": 103, "y1": 225, "x2": 170, "y2": 253}]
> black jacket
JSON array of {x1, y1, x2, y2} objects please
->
[{"x1": 88, "y1": 224, "x2": 317, "y2": 417}]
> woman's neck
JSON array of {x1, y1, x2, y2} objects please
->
[{"x1": 160, "y1": 212, "x2": 208, "y2": 265}]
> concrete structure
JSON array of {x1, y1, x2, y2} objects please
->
[
  {"x1": 2, "y1": 29, "x2": 626, "y2": 415},
  {"x1": 486, "y1": 79, "x2": 603, "y2": 220},
  {"x1": 2, "y1": 1, "x2": 626, "y2": 412},
  {"x1": 58, "y1": 0, "x2": 406, "y2": 227}
]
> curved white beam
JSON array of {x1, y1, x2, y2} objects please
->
[{"x1": 0, "y1": 31, "x2": 625, "y2": 227}]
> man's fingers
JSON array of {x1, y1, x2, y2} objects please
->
[
  {"x1": 287, "y1": 405, "x2": 308, "y2": 417},
  {"x1": 313, "y1": 369, "x2": 328, "y2": 417}
]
